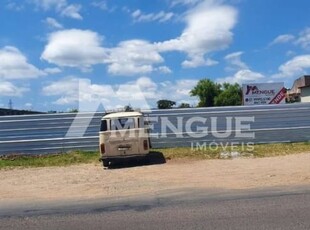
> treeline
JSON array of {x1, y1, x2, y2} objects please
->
[
  {"x1": 0, "y1": 108, "x2": 44, "y2": 116},
  {"x1": 157, "y1": 79, "x2": 242, "y2": 109}
]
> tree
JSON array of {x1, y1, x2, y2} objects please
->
[
  {"x1": 214, "y1": 83, "x2": 242, "y2": 106},
  {"x1": 68, "y1": 108, "x2": 79, "y2": 113},
  {"x1": 157, "y1": 99, "x2": 176, "y2": 109},
  {"x1": 178, "y1": 103, "x2": 191, "y2": 108},
  {"x1": 190, "y1": 79, "x2": 221, "y2": 107},
  {"x1": 124, "y1": 104, "x2": 134, "y2": 112},
  {"x1": 47, "y1": 110, "x2": 57, "y2": 114}
]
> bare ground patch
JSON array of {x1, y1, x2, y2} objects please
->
[{"x1": 0, "y1": 152, "x2": 309, "y2": 204}]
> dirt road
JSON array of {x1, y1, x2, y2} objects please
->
[{"x1": 1, "y1": 153, "x2": 310, "y2": 204}]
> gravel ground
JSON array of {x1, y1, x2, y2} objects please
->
[{"x1": 1, "y1": 153, "x2": 309, "y2": 204}]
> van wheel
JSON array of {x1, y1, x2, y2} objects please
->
[
  {"x1": 103, "y1": 160, "x2": 109, "y2": 167},
  {"x1": 145, "y1": 155, "x2": 151, "y2": 164}
]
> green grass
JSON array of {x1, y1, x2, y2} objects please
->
[
  {"x1": 0, "y1": 142, "x2": 310, "y2": 169},
  {"x1": 0, "y1": 151, "x2": 100, "y2": 169},
  {"x1": 158, "y1": 142, "x2": 310, "y2": 160}
]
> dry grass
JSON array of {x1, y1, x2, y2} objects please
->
[
  {"x1": 157, "y1": 142, "x2": 310, "y2": 159},
  {"x1": 0, "y1": 142, "x2": 309, "y2": 169}
]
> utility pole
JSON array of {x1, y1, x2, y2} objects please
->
[{"x1": 8, "y1": 99, "x2": 13, "y2": 110}]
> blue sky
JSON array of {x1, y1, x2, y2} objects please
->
[{"x1": 1, "y1": 0, "x2": 310, "y2": 111}]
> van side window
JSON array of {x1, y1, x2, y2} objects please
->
[{"x1": 100, "y1": 120, "x2": 108, "y2": 131}]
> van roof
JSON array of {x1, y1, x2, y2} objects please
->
[{"x1": 102, "y1": 111, "x2": 143, "y2": 119}]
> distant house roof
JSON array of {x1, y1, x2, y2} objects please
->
[
  {"x1": 287, "y1": 75, "x2": 310, "y2": 95},
  {"x1": 299, "y1": 84, "x2": 310, "y2": 89}
]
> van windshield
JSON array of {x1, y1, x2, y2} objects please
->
[{"x1": 111, "y1": 117, "x2": 135, "y2": 130}]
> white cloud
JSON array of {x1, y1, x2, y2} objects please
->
[
  {"x1": 131, "y1": 9, "x2": 141, "y2": 18},
  {"x1": 182, "y1": 56, "x2": 218, "y2": 68},
  {"x1": 60, "y1": 4, "x2": 83, "y2": 20},
  {"x1": 136, "y1": 77, "x2": 157, "y2": 89},
  {"x1": 156, "y1": 66, "x2": 172, "y2": 74},
  {"x1": 41, "y1": 29, "x2": 107, "y2": 69},
  {"x1": 170, "y1": 79, "x2": 198, "y2": 100},
  {"x1": 295, "y1": 28, "x2": 310, "y2": 49},
  {"x1": 217, "y1": 69, "x2": 265, "y2": 84},
  {"x1": 269, "y1": 34, "x2": 295, "y2": 46},
  {"x1": 106, "y1": 63, "x2": 152, "y2": 76},
  {"x1": 40, "y1": 1, "x2": 238, "y2": 74},
  {"x1": 224, "y1": 51, "x2": 248, "y2": 71},
  {"x1": 157, "y1": 0, "x2": 237, "y2": 68},
  {"x1": 42, "y1": 76, "x2": 198, "y2": 109},
  {"x1": 30, "y1": 0, "x2": 67, "y2": 10},
  {"x1": 42, "y1": 77, "x2": 111, "y2": 104},
  {"x1": 42, "y1": 76, "x2": 153, "y2": 109},
  {"x1": 171, "y1": 0, "x2": 203, "y2": 7},
  {"x1": 220, "y1": 52, "x2": 265, "y2": 83},
  {"x1": 131, "y1": 9, "x2": 174, "y2": 23},
  {"x1": 6, "y1": 1, "x2": 24, "y2": 11},
  {"x1": 272, "y1": 55, "x2": 310, "y2": 78},
  {"x1": 44, "y1": 17, "x2": 63, "y2": 29},
  {"x1": 121, "y1": 0, "x2": 237, "y2": 73},
  {"x1": 270, "y1": 28, "x2": 310, "y2": 49},
  {"x1": 125, "y1": 78, "x2": 198, "y2": 105},
  {"x1": 39, "y1": 1, "x2": 239, "y2": 74},
  {"x1": 154, "y1": 79, "x2": 199, "y2": 106},
  {"x1": 44, "y1": 67, "x2": 62, "y2": 74},
  {"x1": 42, "y1": 78, "x2": 75, "y2": 97},
  {"x1": 286, "y1": 50, "x2": 295, "y2": 57},
  {"x1": 91, "y1": 1, "x2": 108, "y2": 10},
  {"x1": 30, "y1": 0, "x2": 82, "y2": 20},
  {"x1": 0, "y1": 80, "x2": 29, "y2": 97},
  {"x1": 41, "y1": 30, "x2": 171, "y2": 76},
  {"x1": 104, "y1": 40, "x2": 164, "y2": 76},
  {"x1": 0, "y1": 46, "x2": 45, "y2": 79}
]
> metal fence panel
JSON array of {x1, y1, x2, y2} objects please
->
[{"x1": 0, "y1": 103, "x2": 310, "y2": 155}]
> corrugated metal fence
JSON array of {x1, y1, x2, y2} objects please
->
[{"x1": 0, "y1": 103, "x2": 310, "y2": 155}]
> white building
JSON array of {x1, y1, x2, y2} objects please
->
[
  {"x1": 300, "y1": 86, "x2": 310, "y2": 103},
  {"x1": 287, "y1": 75, "x2": 310, "y2": 103}
]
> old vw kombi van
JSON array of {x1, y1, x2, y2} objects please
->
[{"x1": 99, "y1": 111, "x2": 151, "y2": 167}]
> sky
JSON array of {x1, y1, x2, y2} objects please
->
[{"x1": 1, "y1": 0, "x2": 310, "y2": 112}]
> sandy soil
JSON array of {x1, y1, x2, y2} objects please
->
[{"x1": 1, "y1": 153, "x2": 310, "y2": 204}]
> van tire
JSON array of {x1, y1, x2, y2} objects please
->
[
  {"x1": 103, "y1": 160, "x2": 109, "y2": 167},
  {"x1": 144, "y1": 155, "x2": 151, "y2": 165}
]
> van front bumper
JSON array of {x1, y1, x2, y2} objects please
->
[{"x1": 99, "y1": 154, "x2": 148, "y2": 162}]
